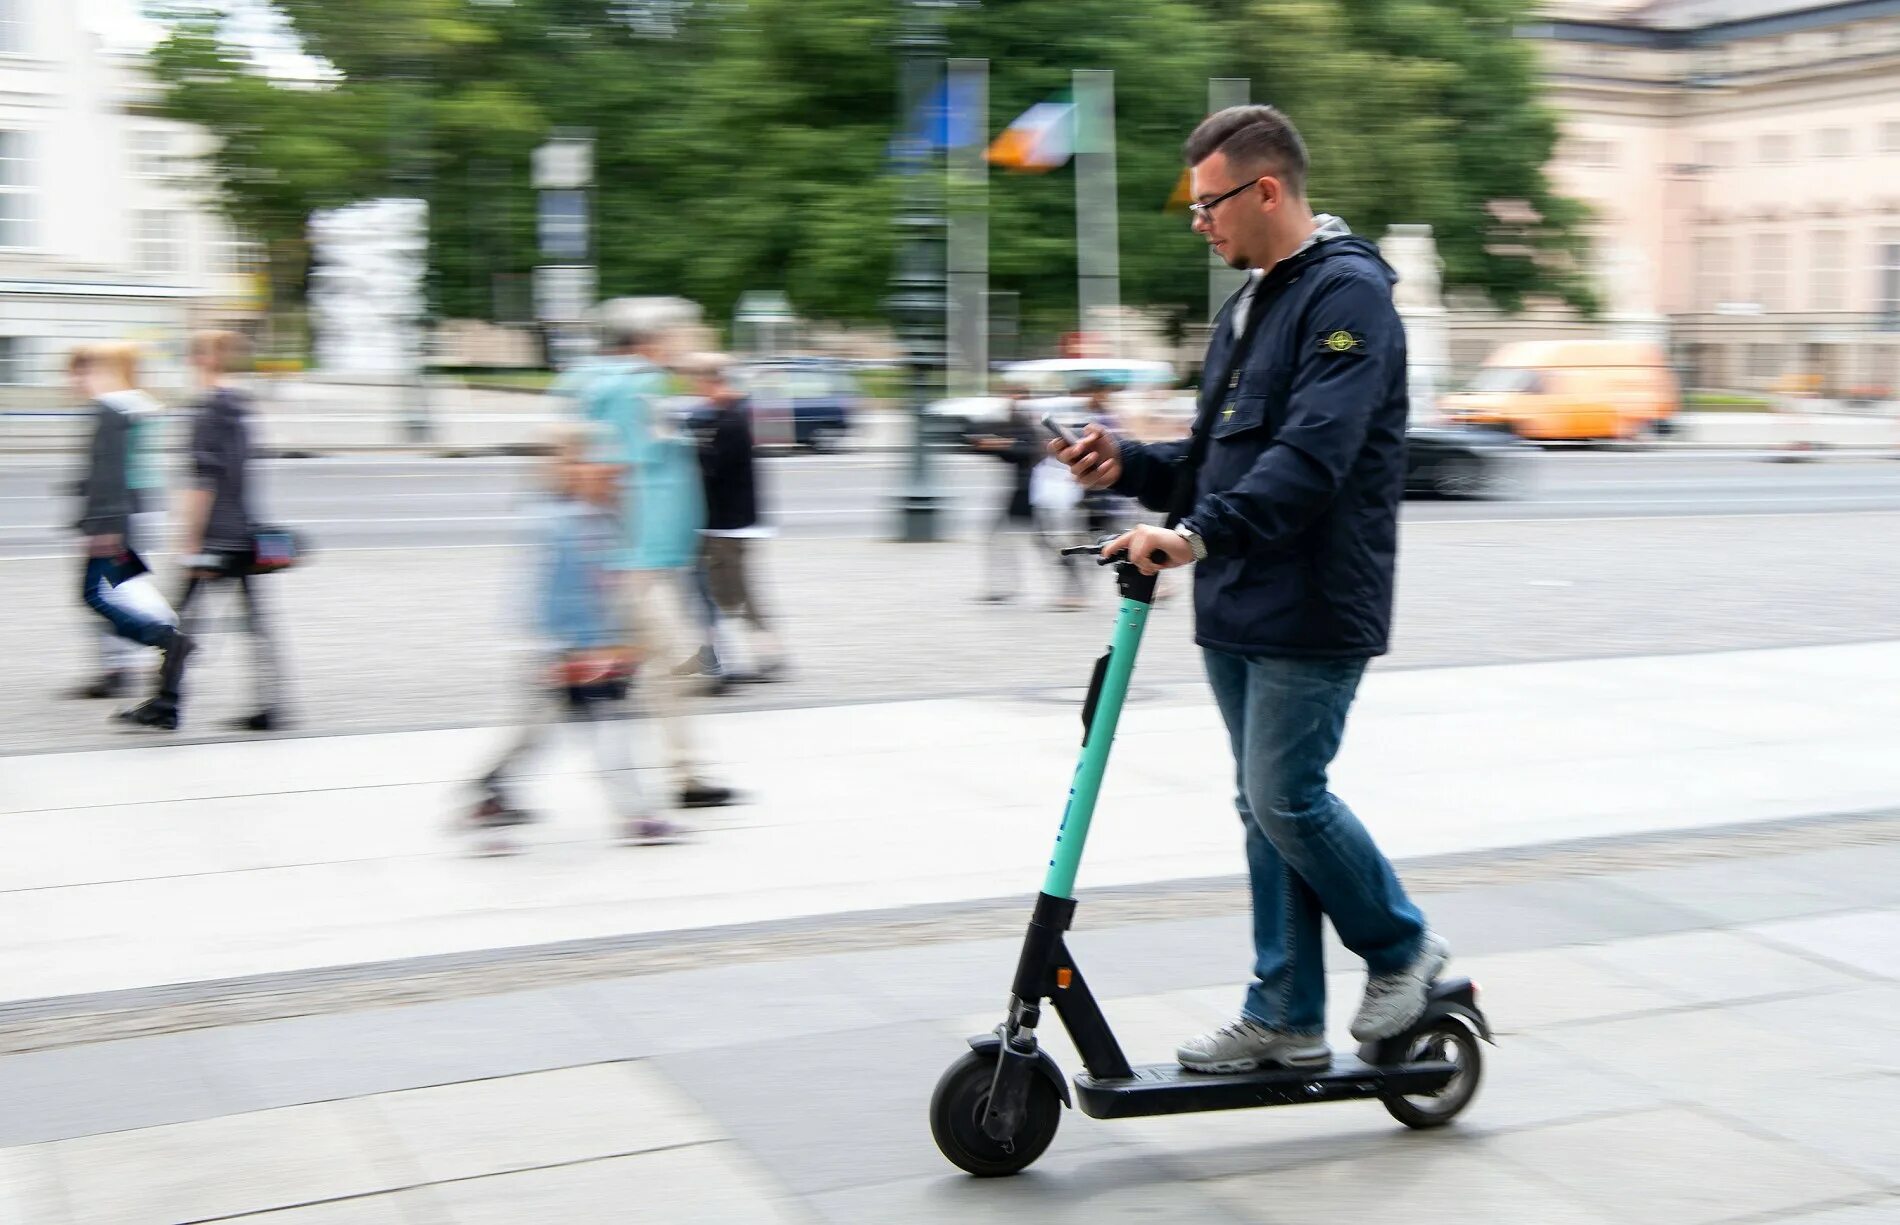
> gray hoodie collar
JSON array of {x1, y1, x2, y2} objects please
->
[{"x1": 97, "y1": 389, "x2": 162, "y2": 418}]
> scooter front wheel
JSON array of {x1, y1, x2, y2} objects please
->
[
  {"x1": 1380, "y1": 1016, "x2": 1483, "y2": 1129},
  {"x1": 930, "y1": 1050, "x2": 1062, "y2": 1176}
]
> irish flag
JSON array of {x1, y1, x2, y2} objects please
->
[{"x1": 986, "y1": 99, "x2": 1075, "y2": 172}]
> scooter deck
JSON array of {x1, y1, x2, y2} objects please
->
[{"x1": 1073, "y1": 1055, "x2": 1457, "y2": 1120}]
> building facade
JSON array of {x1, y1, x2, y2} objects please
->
[
  {"x1": 1528, "y1": 0, "x2": 1900, "y2": 396},
  {"x1": 0, "y1": 0, "x2": 260, "y2": 407}
]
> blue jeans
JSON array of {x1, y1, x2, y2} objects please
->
[
  {"x1": 81, "y1": 555, "x2": 173, "y2": 648},
  {"x1": 1203, "y1": 649, "x2": 1427, "y2": 1037}
]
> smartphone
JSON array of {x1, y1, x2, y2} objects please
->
[{"x1": 1041, "y1": 413, "x2": 1085, "y2": 447}]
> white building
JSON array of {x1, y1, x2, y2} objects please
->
[
  {"x1": 1529, "y1": 0, "x2": 1900, "y2": 395},
  {"x1": 0, "y1": 0, "x2": 261, "y2": 407}
]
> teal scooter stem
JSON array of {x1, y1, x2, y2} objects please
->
[
  {"x1": 928, "y1": 542, "x2": 1492, "y2": 1178},
  {"x1": 1041, "y1": 566, "x2": 1151, "y2": 900}
]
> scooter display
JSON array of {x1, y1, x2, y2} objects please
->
[{"x1": 928, "y1": 538, "x2": 1491, "y2": 1177}]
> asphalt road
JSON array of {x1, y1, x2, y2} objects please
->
[{"x1": 4, "y1": 448, "x2": 1900, "y2": 556}]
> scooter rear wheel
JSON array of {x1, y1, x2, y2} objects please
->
[
  {"x1": 930, "y1": 1050, "x2": 1062, "y2": 1176},
  {"x1": 1381, "y1": 1017, "x2": 1483, "y2": 1129}
]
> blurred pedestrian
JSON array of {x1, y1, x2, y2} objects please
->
[
  {"x1": 1075, "y1": 377, "x2": 1131, "y2": 541},
  {"x1": 560, "y1": 298, "x2": 736, "y2": 810},
  {"x1": 973, "y1": 381, "x2": 1084, "y2": 610},
  {"x1": 71, "y1": 344, "x2": 191, "y2": 709},
  {"x1": 118, "y1": 330, "x2": 284, "y2": 732},
  {"x1": 685, "y1": 352, "x2": 787, "y2": 679},
  {"x1": 465, "y1": 423, "x2": 677, "y2": 849}
]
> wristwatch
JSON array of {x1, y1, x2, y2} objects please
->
[{"x1": 1175, "y1": 524, "x2": 1208, "y2": 562}]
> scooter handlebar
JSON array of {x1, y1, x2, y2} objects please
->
[{"x1": 1060, "y1": 538, "x2": 1170, "y2": 567}]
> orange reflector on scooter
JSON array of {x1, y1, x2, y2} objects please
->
[{"x1": 1056, "y1": 968, "x2": 1073, "y2": 989}]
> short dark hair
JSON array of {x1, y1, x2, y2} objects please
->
[{"x1": 1184, "y1": 105, "x2": 1308, "y2": 199}]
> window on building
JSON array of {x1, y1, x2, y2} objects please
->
[
  {"x1": 1753, "y1": 232, "x2": 1788, "y2": 310},
  {"x1": 1693, "y1": 141, "x2": 1734, "y2": 168},
  {"x1": 1810, "y1": 230, "x2": 1847, "y2": 310},
  {"x1": 130, "y1": 129, "x2": 171, "y2": 179},
  {"x1": 1758, "y1": 133, "x2": 1795, "y2": 164},
  {"x1": 1883, "y1": 121, "x2": 1900, "y2": 154},
  {"x1": 1878, "y1": 229, "x2": 1900, "y2": 323},
  {"x1": 136, "y1": 210, "x2": 183, "y2": 276},
  {"x1": 1749, "y1": 343, "x2": 1782, "y2": 383},
  {"x1": 214, "y1": 229, "x2": 266, "y2": 278},
  {"x1": 0, "y1": 337, "x2": 25, "y2": 385},
  {"x1": 1816, "y1": 128, "x2": 1851, "y2": 158},
  {"x1": 1567, "y1": 139, "x2": 1615, "y2": 167},
  {"x1": 1696, "y1": 237, "x2": 1733, "y2": 308},
  {"x1": 0, "y1": 130, "x2": 34, "y2": 249},
  {"x1": 0, "y1": 0, "x2": 26, "y2": 56}
]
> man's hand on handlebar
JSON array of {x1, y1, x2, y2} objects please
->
[
  {"x1": 1050, "y1": 424, "x2": 1122, "y2": 490},
  {"x1": 1104, "y1": 524, "x2": 1194, "y2": 576}
]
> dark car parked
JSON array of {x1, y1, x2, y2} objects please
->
[
  {"x1": 1404, "y1": 424, "x2": 1528, "y2": 499},
  {"x1": 732, "y1": 361, "x2": 858, "y2": 452}
]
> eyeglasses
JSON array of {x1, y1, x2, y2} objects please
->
[{"x1": 1188, "y1": 178, "x2": 1261, "y2": 225}]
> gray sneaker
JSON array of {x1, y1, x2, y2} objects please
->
[
  {"x1": 1177, "y1": 1018, "x2": 1331, "y2": 1074},
  {"x1": 1351, "y1": 931, "x2": 1451, "y2": 1041}
]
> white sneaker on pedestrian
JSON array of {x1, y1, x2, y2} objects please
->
[
  {"x1": 1176, "y1": 1017, "x2": 1331, "y2": 1074},
  {"x1": 1351, "y1": 931, "x2": 1451, "y2": 1041}
]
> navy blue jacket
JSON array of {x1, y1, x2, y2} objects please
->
[{"x1": 1114, "y1": 234, "x2": 1408, "y2": 657}]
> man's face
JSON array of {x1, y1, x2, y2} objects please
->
[{"x1": 1190, "y1": 150, "x2": 1276, "y2": 271}]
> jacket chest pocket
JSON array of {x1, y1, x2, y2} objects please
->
[{"x1": 1210, "y1": 367, "x2": 1286, "y2": 441}]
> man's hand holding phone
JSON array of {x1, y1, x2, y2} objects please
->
[{"x1": 1045, "y1": 420, "x2": 1122, "y2": 490}]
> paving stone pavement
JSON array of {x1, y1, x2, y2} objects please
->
[{"x1": 2, "y1": 838, "x2": 1897, "y2": 1224}]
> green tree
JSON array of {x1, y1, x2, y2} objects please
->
[{"x1": 146, "y1": 0, "x2": 1590, "y2": 343}]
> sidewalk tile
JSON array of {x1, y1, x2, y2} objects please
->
[
  {"x1": 1723, "y1": 984, "x2": 1900, "y2": 1074},
  {"x1": 202, "y1": 989, "x2": 619, "y2": 1113},
  {"x1": 0, "y1": 1144, "x2": 68, "y2": 1225},
  {"x1": 1596, "y1": 854, "x2": 1858, "y2": 926},
  {"x1": 1453, "y1": 946, "x2": 1686, "y2": 1030},
  {"x1": 1205, "y1": 1138, "x2": 1616, "y2": 1225},
  {"x1": 1751, "y1": 911, "x2": 1900, "y2": 979},
  {"x1": 1579, "y1": 929, "x2": 1860, "y2": 1005},
  {"x1": 1533, "y1": 1007, "x2": 1838, "y2": 1101},
  {"x1": 361, "y1": 1062, "x2": 720, "y2": 1185},
  {"x1": 657, "y1": 1018, "x2": 1112, "y2": 1200},
  {"x1": 0, "y1": 1030, "x2": 227, "y2": 1146},
  {"x1": 45, "y1": 1100, "x2": 401, "y2": 1225},
  {"x1": 555, "y1": 959, "x2": 882, "y2": 1060},
  {"x1": 1707, "y1": 1070, "x2": 1900, "y2": 1184},
  {"x1": 221, "y1": 1195, "x2": 420, "y2": 1224},
  {"x1": 425, "y1": 1143, "x2": 807, "y2": 1225},
  {"x1": 1485, "y1": 1107, "x2": 1877, "y2": 1225},
  {"x1": 809, "y1": 1148, "x2": 1246, "y2": 1225},
  {"x1": 1779, "y1": 1198, "x2": 1900, "y2": 1224},
  {"x1": 1773, "y1": 843, "x2": 1900, "y2": 908}
]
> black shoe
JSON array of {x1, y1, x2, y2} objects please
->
[
  {"x1": 678, "y1": 782, "x2": 739, "y2": 809},
  {"x1": 227, "y1": 709, "x2": 282, "y2": 732},
  {"x1": 115, "y1": 698, "x2": 179, "y2": 731},
  {"x1": 69, "y1": 672, "x2": 128, "y2": 700}
]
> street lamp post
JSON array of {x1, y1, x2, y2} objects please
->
[{"x1": 890, "y1": 0, "x2": 949, "y2": 542}]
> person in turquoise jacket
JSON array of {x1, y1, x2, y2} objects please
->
[{"x1": 554, "y1": 297, "x2": 736, "y2": 811}]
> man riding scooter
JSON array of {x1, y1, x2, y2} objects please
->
[{"x1": 1054, "y1": 104, "x2": 1448, "y2": 1072}]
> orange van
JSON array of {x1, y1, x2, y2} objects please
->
[{"x1": 1439, "y1": 341, "x2": 1680, "y2": 441}]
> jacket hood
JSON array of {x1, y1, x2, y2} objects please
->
[
  {"x1": 1295, "y1": 229, "x2": 1399, "y2": 287},
  {"x1": 97, "y1": 389, "x2": 163, "y2": 418}
]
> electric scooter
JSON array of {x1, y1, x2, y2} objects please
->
[{"x1": 928, "y1": 532, "x2": 1492, "y2": 1177}]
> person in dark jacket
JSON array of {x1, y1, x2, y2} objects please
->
[
  {"x1": 687, "y1": 354, "x2": 785, "y2": 680},
  {"x1": 1053, "y1": 106, "x2": 1446, "y2": 1073},
  {"x1": 119, "y1": 330, "x2": 283, "y2": 732},
  {"x1": 71, "y1": 345, "x2": 193, "y2": 704},
  {"x1": 973, "y1": 380, "x2": 1083, "y2": 608}
]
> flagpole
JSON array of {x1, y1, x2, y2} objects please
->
[
  {"x1": 1207, "y1": 79, "x2": 1250, "y2": 322},
  {"x1": 890, "y1": 0, "x2": 947, "y2": 542},
  {"x1": 1072, "y1": 68, "x2": 1119, "y2": 357},
  {"x1": 947, "y1": 58, "x2": 988, "y2": 400}
]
